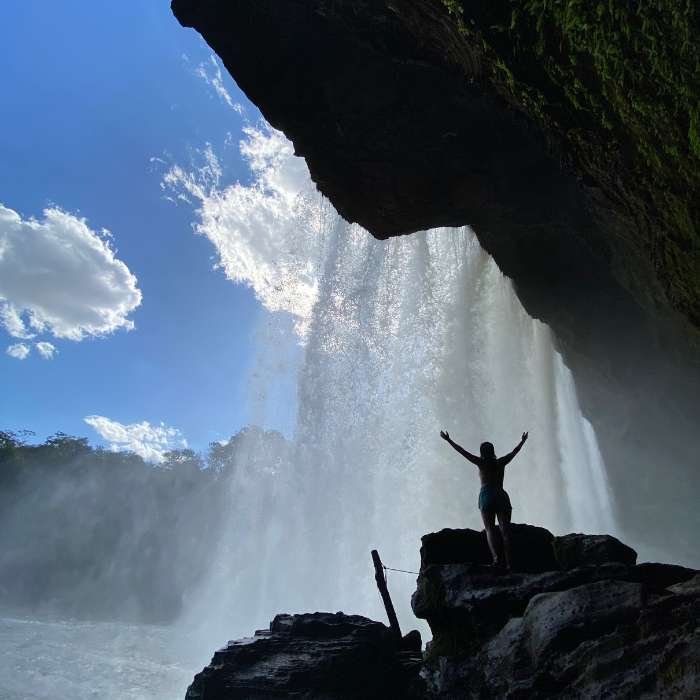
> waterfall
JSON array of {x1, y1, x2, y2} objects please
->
[{"x1": 168, "y1": 126, "x2": 617, "y2": 648}]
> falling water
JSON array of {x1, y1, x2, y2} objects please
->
[
  {"x1": 171, "y1": 127, "x2": 617, "y2": 648},
  {"x1": 183, "y1": 224, "x2": 618, "y2": 646}
]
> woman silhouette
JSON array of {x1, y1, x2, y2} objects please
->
[{"x1": 440, "y1": 430, "x2": 528, "y2": 571}]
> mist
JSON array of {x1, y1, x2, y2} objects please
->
[{"x1": 2, "y1": 126, "x2": 698, "y2": 699}]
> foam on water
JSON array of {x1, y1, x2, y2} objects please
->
[{"x1": 0, "y1": 616, "x2": 197, "y2": 700}]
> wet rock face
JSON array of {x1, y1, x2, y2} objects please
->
[
  {"x1": 414, "y1": 525, "x2": 700, "y2": 698},
  {"x1": 185, "y1": 611, "x2": 424, "y2": 699}
]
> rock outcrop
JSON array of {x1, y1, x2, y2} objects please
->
[
  {"x1": 185, "y1": 611, "x2": 424, "y2": 699},
  {"x1": 414, "y1": 525, "x2": 700, "y2": 697},
  {"x1": 170, "y1": 0, "x2": 700, "y2": 566},
  {"x1": 171, "y1": 0, "x2": 699, "y2": 331},
  {"x1": 184, "y1": 526, "x2": 699, "y2": 698}
]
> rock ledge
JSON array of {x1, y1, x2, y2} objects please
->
[
  {"x1": 414, "y1": 525, "x2": 699, "y2": 698},
  {"x1": 185, "y1": 526, "x2": 699, "y2": 698},
  {"x1": 185, "y1": 611, "x2": 424, "y2": 699}
]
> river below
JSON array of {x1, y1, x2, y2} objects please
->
[{"x1": 0, "y1": 615, "x2": 205, "y2": 700}]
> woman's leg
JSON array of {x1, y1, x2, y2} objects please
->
[
  {"x1": 481, "y1": 509, "x2": 500, "y2": 564},
  {"x1": 496, "y1": 507, "x2": 512, "y2": 571}
]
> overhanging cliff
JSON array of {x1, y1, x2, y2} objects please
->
[
  {"x1": 170, "y1": 0, "x2": 700, "y2": 563},
  {"x1": 172, "y1": 0, "x2": 699, "y2": 333}
]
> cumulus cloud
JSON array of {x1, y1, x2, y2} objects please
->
[
  {"x1": 195, "y1": 55, "x2": 244, "y2": 114},
  {"x1": 6, "y1": 343, "x2": 30, "y2": 360},
  {"x1": 162, "y1": 125, "x2": 329, "y2": 336},
  {"x1": 1, "y1": 305, "x2": 32, "y2": 339},
  {"x1": 0, "y1": 204, "x2": 142, "y2": 341},
  {"x1": 84, "y1": 415, "x2": 187, "y2": 463},
  {"x1": 35, "y1": 341, "x2": 57, "y2": 359}
]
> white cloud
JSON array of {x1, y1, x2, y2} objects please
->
[
  {"x1": 6, "y1": 343, "x2": 30, "y2": 360},
  {"x1": 84, "y1": 415, "x2": 187, "y2": 464},
  {"x1": 1, "y1": 305, "x2": 32, "y2": 339},
  {"x1": 162, "y1": 124, "x2": 328, "y2": 336},
  {"x1": 195, "y1": 55, "x2": 244, "y2": 114},
  {"x1": 35, "y1": 341, "x2": 57, "y2": 359},
  {"x1": 0, "y1": 205, "x2": 142, "y2": 341}
]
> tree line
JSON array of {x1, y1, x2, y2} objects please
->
[{"x1": 0, "y1": 427, "x2": 289, "y2": 623}]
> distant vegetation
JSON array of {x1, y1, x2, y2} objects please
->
[{"x1": 0, "y1": 427, "x2": 289, "y2": 623}]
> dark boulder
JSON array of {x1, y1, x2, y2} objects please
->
[
  {"x1": 670, "y1": 574, "x2": 700, "y2": 597},
  {"x1": 419, "y1": 524, "x2": 557, "y2": 574},
  {"x1": 553, "y1": 533, "x2": 637, "y2": 570},
  {"x1": 522, "y1": 580, "x2": 645, "y2": 663},
  {"x1": 185, "y1": 612, "x2": 424, "y2": 699},
  {"x1": 627, "y1": 562, "x2": 698, "y2": 591},
  {"x1": 419, "y1": 528, "x2": 489, "y2": 569},
  {"x1": 412, "y1": 561, "x2": 630, "y2": 656},
  {"x1": 414, "y1": 527, "x2": 700, "y2": 698},
  {"x1": 431, "y1": 576, "x2": 700, "y2": 698}
]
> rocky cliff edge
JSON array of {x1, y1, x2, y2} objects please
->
[{"x1": 185, "y1": 525, "x2": 699, "y2": 698}]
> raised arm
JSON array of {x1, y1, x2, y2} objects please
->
[
  {"x1": 498, "y1": 432, "x2": 528, "y2": 467},
  {"x1": 440, "y1": 430, "x2": 481, "y2": 466}
]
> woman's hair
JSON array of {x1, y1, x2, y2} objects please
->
[{"x1": 480, "y1": 441, "x2": 495, "y2": 459}]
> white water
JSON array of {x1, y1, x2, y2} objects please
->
[
  {"x1": 0, "y1": 616, "x2": 197, "y2": 700},
  {"x1": 182, "y1": 210, "x2": 618, "y2": 648},
  {"x1": 162, "y1": 128, "x2": 620, "y2": 650}
]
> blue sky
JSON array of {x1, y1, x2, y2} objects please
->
[{"x1": 0, "y1": 1, "x2": 280, "y2": 454}]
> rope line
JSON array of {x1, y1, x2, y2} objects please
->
[{"x1": 383, "y1": 565, "x2": 419, "y2": 575}]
